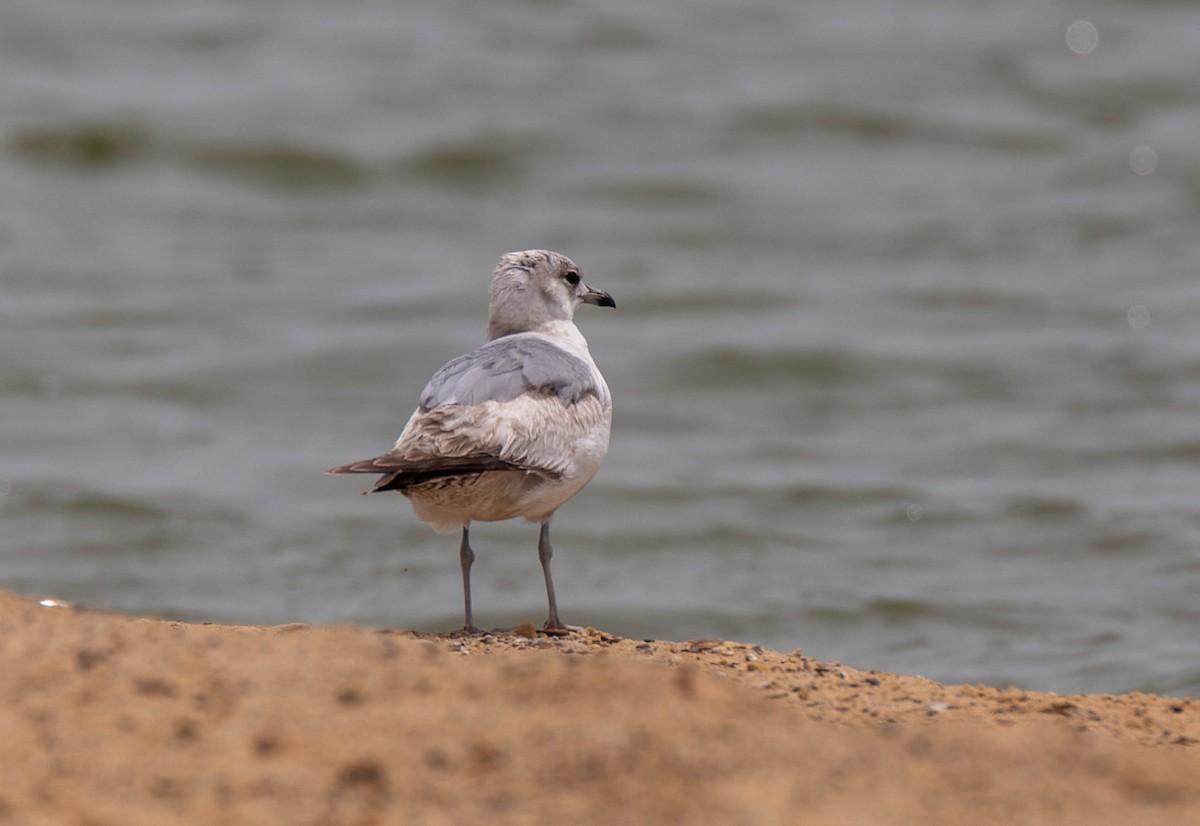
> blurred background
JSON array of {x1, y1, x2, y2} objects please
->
[{"x1": 2, "y1": 0, "x2": 1198, "y2": 696}]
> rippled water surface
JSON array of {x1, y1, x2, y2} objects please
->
[{"x1": 3, "y1": 0, "x2": 1200, "y2": 696}]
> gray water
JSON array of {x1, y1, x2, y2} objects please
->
[{"x1": 3, "y1": 0, "x2": 1199, "y2": 696}]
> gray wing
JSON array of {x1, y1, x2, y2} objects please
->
[
  {"x1": 327, "y1": 336, "x2": 607, "y2": 492},
  {"x1": 419, "y1": 336, "x2": 597, "y2": 411}
]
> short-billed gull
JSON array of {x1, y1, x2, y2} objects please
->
[{"x1": 328, "y1": 250, "x2": 615, "y2": 633}]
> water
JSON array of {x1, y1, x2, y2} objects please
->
[{"x1": 3, "y1": 0, "x2": 1199, "y2": 697}]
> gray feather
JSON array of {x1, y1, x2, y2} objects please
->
[{"x1": 419, "y1": 337, "x2": 596, "y2": 411}]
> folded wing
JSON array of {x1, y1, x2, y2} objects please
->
[{"x1": 327, "y1": 336, "x2": 607, "y2": 493}]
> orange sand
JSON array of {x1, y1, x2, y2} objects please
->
[{"x1": 1, "y1": 588, "x2": 1197, "y2": 824}]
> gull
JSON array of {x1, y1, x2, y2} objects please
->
[{"x1": 328, "y1": 250, "x2": 615, "y2": 633}]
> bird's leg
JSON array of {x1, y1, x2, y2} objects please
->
[
  {"x1": 459, "y1": 525, "x2": 480, "y2": 634},
  {"x1": 537, "y1": 521, "x2": 567, "y2": 631}
]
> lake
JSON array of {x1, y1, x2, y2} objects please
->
[{"x1": 2, "y1": 0, "x2": 1198, "y2": 695}]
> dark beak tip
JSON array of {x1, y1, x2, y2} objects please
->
[{"x1": 582, "y1": 288, "x2": 616, "y2": 309}]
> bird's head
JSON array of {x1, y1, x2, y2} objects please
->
[{"x1": 487, "y1": 250, "x2": 614, "y2": 340}]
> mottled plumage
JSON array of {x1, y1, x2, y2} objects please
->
[{"x1": 328, "y1": 250, "x2": 614, "y2": 633}]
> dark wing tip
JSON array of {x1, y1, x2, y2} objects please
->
[{"x1": 326, "y1": 459, "x2": 384, "y2": 475}]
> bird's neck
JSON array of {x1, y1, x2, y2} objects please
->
[{"x1": 487, "y1": 319, "x2": 590, "y2": 353}]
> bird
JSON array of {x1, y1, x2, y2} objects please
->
[{"x1": 327, "y1": 250, "x2": 615, "y2": 634}]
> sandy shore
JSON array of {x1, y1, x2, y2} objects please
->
[{"x1": 1, "y1": 588, "x2": 1197, "y2": 824}]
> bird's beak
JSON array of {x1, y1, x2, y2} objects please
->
[{"x1": 581, "y1": 286, "x2": 616, "y2": 308}]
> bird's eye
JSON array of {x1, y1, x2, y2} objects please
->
[{"x1": 564, "y1": 270, "x2": 581, "y2": 286}]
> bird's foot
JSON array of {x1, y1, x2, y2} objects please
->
[{"x1": 540, "y1": 618, "x2": 573, "y2": 637}]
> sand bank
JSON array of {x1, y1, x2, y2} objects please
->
[{"x1": 1, "y1": 588, "x2": 1197, "y2": 824}]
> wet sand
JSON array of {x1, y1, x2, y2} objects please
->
[{"x1": 1, "y1": 588, "x2": 1197, "y2": 824}]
